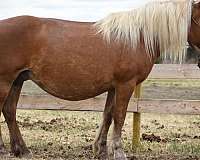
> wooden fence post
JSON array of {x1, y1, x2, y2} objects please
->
[{"x1": 132, "y1": 83, "x2": 142, "y2": 151}]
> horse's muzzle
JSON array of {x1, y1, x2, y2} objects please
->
[
  {"x1": 198, "y1": 55, "x2": 200, "y2": 68},
  {"x1": 190, "y1": 45, "x2": 200, "y2": 69}
]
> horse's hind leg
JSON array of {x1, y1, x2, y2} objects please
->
[
  {"x1": 108, "y1": 81, "x2": 135, "y2": 160},
  {"x1": 2, "y1": 73, "x2": 30, "y2": 157},
  {"x1": 93, "y1": 89, "x2": 115, "y2": 158}
]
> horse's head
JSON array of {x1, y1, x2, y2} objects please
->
[
  {"x1": 188, "y1": 1, "x2": 200, "y2": 67},
  {"x1": 189, "y1": 1, "x2": 200, "y2": 49}
]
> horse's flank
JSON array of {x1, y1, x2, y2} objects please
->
[{"x1": 95, "y1": 0, "x2": 193, "y2": 63}]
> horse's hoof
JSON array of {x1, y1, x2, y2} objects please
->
[
  {"x1": 21, "y1": 151, "x2": 33, "y2": 159},
  {"x1": 13, "y1": 150, "x2": 32, "y2": 159},
  {"x1": 0, "y1": 145, "x2": 8, "y2": 155},
  {"x1": 12, "y1": 144, "x2": 31, "y2": 158},
  {"x1": 98, "y1": 153, "x2": 108, "y2": 160},
  {"x1": 93, "y1": 142, "x2": 100, "y2": 155},
  {"x1": 108, "y1": 147, "x2": 127, "y2": 160},
  {"x1": 93, "y1": 142, "x2": 108, "y2": 159},
  {"x1": 114, "y1": 148, "x2": 127, "y2": 160}
]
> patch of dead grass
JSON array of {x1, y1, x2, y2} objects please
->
[{"x1": 0, "y1": 111, "x2": 200, "y2": 159}]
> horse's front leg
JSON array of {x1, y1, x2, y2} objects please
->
[
  {"x1": 108, "y1": 81, "x2": 135, "y2": 160},
  {"x1": 93, "y1": 89, "x2": 115, "y2": 159}
]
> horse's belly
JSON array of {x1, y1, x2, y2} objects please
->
[
  {"x1": 33, "y1": 78, "x2": 111, "y2": 101},
  {"x1": 31, "y1": 65, "x2": 114, "y2": 101}
]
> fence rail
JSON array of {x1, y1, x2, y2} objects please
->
[
  {"x1": 17, "y1": 64, "x2": 200, "y2": 114},
  {"x1": 18, "y1": 95, "x2": 200, "y2": 115},
  {"x1": 17, "y1": 64, "x2": 200, "y2": 149},
  {"x1": 149, "y1": 64, "x2": 200, "y2": 79}
]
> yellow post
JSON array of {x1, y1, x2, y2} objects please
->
[{"x1": 132, "y1": 83, "x2": 142, "y2": 151}]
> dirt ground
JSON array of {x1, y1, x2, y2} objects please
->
[{"x1": 0, "y1": 79, "x2": 200, "y2": 160}]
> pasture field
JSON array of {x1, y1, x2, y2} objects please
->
[{"x1": 1, "y1": 79, "x2": 200, "y2": 160}]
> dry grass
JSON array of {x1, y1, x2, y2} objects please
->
[
  {"x1": 0, "y1": 111, "x2": 200, "y2": 160},
  {"x1": 0, "y1": 79, "x2": 200, "y2": 159}
]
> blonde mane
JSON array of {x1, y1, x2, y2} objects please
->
[{"x1": 95, "y1": 0, "x2": 193, "y2": 63}]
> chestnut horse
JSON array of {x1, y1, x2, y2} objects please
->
[{"x1": 0, "y1": 0, "x2": 200, "y2": 159}]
